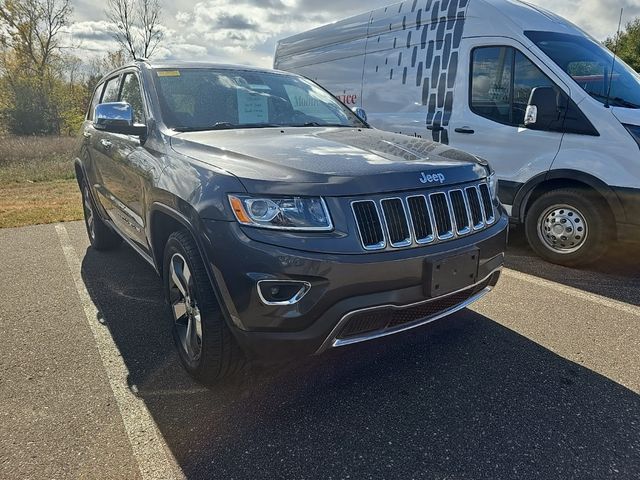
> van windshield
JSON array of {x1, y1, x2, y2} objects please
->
[
  {"x1": 525, "y1": 31, "x2": 640, "y2": 109},
  {"x1": 152, "y1": 68, "x2": 367, "y2": 131}
]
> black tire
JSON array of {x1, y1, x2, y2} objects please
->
[
  {"x1": 163, "y1": 230, "x2": 245, "y2": 385},
  {"x1": 80, "y1": 177, "x2": 121, "y2": 251},
  {"x1": 525, "y1": 188, "x2": 611, "y2": 267}
]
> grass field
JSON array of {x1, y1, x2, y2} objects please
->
[{"x1": 0, "y1": 136, "x2": 82, "y2": 228}]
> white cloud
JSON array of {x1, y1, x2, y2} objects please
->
[{"x1": 67, "y1": 0, "x2": 639, "y2": 66}]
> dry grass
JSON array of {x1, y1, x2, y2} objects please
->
[{"x1": 0, "y1": 135, "x2": 82, "y2": 228}]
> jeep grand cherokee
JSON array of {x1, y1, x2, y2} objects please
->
[{"x1": 75, "y1": 60, "x2": 508, "y2": 383}]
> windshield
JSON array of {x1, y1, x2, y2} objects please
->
[
  {"x1": 525, "y1": 31, "x2": 640, "y2": 109},
  {"x1": 152, "y1": 68, "x2": 367, "y2": 131}
]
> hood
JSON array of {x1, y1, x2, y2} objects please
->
[
  {"x1": 611, "y1": 106, "x2": 640, "y2": 127},
  {"x1": 170, "y1": 127, "x2": 488, "y2": 196}
]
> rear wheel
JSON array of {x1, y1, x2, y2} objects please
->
[
  {"x1": 525, "y1": 188, "x2": 611, "y2": 267},
  {"x1": 163, "y1": 230, "x2": 245, "y2": 385},
  {"x1": 80, "y1": 177, "x2": 121, "y2": 251}
]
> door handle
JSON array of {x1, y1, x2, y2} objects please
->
[
  {"x1": 427, "y1": 125, "x2": 444, "y2": 131},
  {"x1": 100, "y1": 139, "x2": 112, "y2": 149},
  {"x1": 82, "y1": 130, "x2": 92, "y2": 139},
  {"x1": 454, "y1": 127, "x2": 475, "y2": 134}
]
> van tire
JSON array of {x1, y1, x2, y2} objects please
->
[
  {"x1": 81, "y1": 178, "x2": 122, "y2": 251},
  {"x1": 163, "y1": 230, "x2": 245, "y2": 385},
  {"x1": 525, "y1": 188, "x2": 610, "y2": 267}
]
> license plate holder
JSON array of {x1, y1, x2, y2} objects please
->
[{"x1": 425, "y1": 249, "x2": 479, "y2": 297}]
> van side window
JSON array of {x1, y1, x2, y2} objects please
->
[
  {"x1": 101, "y1": 76, "x2": 120, "y2": 103},
  {"x1": 87, "y1": 84, "x2": 103, "y2": 120},
  {"x1": 471, "y1": 47, "x2": 513, "y2": 125},
  {"x1": 120, "y1": 73, "x2": 146, "y2": 124},
  {"x1": 471, "y1": 47, "x2": 554, "y2": 127}
]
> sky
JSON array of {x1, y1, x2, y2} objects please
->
[{"x1": 66, "y1": 0, "x2": 640, "y2": 67}]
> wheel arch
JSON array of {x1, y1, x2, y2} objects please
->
[
  {"x1": 513, "y1": 170, "x2": 625, "y2": 228},
  {"x1": 148, "y1": 202, "x2": 239, "y2": 333}
]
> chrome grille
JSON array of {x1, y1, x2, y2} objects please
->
[{"x1": 351, "y1": 181, "x2": 496, "y2": 251}]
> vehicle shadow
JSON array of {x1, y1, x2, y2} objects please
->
[
  {"x1": 505, "y1": 225, "x2": 640, "y2": 306},
  {"x1": 80, "y1": 244, "x2": 640, "y2": 479}
]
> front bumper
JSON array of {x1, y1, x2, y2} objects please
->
[{"x1": 201, "y1": 214, "x2": 508, "y2": 360}]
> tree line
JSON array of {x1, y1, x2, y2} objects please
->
[
  {"x1": 0, "y1": 0, "x2": 639, "y2": 137},
  {"x1": 0, "y1": 0, "x2": 162, "y2": 136}
]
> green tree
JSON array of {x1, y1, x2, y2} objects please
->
[
  {"x1": 0, "y1": 0, "x2": 72, "y2": 134},
  {"x1": 604, "y1": 18, "x2": 640, "y2": 73}
]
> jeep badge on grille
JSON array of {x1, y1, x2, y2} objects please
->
[{"x1": 419, "y1": 172, "x2": 446, "y2": 184}]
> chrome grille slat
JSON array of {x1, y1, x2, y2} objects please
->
[
  {"x1": 449, "y1": 189, "x2": 471, "y2": 235},
  {"x1": 478, "y1": 183, "x2": 495, "y2": 224},
  {"x1": 351, "y1": 200, "x2": 385, "y2": 250},
  {"x1": 406, "y1": 195, "x2": 435, "y2": 244},
  {"x1": 429, "y1": 192, "x2": 454, "y2": 239},
  {"x1": 380, "y1": 198, "x2": 412, "y2": 247},
  {"x1": 352, "y1": 181, "x2": 497, "y2": 250},
  {"x1": 465, "y1": 186, "x2": 484, "y2": 229}
]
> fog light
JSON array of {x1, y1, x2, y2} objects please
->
[{"x1": 257, "y1": 280, "x2": 311, "y2": 305}]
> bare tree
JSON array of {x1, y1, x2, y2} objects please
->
[
  {"x1": 0, "y1": 0, "x2": 72, "y2": 76},
  {"x1": 105, "y1": 0, "x2": 163, "y2": 60}
]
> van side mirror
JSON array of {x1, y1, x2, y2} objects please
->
[
  {"x1": 351, "y1": 107, "x2": 367, "y2": 122},
  {"x1": 94, "y1": 102, "x2": 147, "y2": 136},
  {"x1": 524, "y1": 87, "x2": 563, "y2": 130}
]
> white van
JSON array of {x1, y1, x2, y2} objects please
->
[{"x1": 274, "y1": 0, "x2": 640, "y2": 266}]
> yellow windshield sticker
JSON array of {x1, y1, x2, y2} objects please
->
[{"x1": 157, "y1": 70, "x2": 180, "y2": 77}]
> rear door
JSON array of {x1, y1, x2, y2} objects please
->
[{"x1": 448, "y1": 38, "x2": 568, "y2": 211}]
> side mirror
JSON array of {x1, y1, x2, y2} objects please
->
[
  {"x1": 351, "y1": 106, "x2": 367, "y2": 122},
  {"x1": 94, "y1": 102, "x2": 146, "y2": 136},
  {"x1": 524, "y1": 86, "x2": 563, "y2": 130}
]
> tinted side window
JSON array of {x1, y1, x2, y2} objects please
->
[
  {"x1": 87, "y1": 84, "x2": 103, "y2": 120},
  {"x1": 101, "y1": 76, "x2": 120, "y2": 103},
  {"x1": 471, "y1": 47, "x2": 513, "y2": 125},
  {"x1": 120, "y1": 73, "x2": 145, "y2": 124},
  {"x1": 471, "y1": 46, "x2": 556, "y2": 127},
  {"x1": 513, "y1": 51, "x2": 554, "y2": 125}
]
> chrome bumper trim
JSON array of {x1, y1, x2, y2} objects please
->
[{"x1": 315, "y1": 267, "x2": 501, "y2": 354}]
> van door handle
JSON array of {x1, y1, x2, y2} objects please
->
[
  {"x1": 454, "y1": 127, "x2": 475, "y2": 134},
  {"x1": 83, "y1": 130, "x2": 92, "y2": 139},
  {"x1": 100, "y1": 139, "x2": 112, "y2": 149}
]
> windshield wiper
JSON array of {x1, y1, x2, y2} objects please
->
[
  {"x1": 173, "y1": 122, "x2": 282, "y2": 132},
  {"x1": 293, "y1": 122, "x2": 355, "y2": 128},
  {"x1": 588, "y1": 92, "x2": 640, "y2": 109}
]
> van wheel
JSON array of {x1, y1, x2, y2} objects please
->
[
  {"x1": 525, "y1": 188, "x2": 610, "y2": 267},
  {"x1": 81, "y1": 178, "x2": 121, "y2": 250},
  {"x1": 163, "y1": 230, "x2": 245, "y2": 385}
]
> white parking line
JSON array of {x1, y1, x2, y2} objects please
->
[
  {"x1": 503, "y1": 268, "x2": 640, "y2": 317},
  {"x1": 55, "y1": 224, "x2": 182, "y2": 480}
]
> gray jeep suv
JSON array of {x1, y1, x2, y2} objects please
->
[{"x1": 76, "y1": 60, "x2": 508, "y2": 383}]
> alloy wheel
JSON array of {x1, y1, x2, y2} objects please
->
[
  {"x1": 83, "y1": 185, "x2": 95, "y2": 241},
  {"x1": 168, "y1": 253, "x2": 203, "y2": 362}
]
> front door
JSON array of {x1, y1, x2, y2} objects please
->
[{"x1": 448, "y1": 39, "x2": 569, "y2": 212}]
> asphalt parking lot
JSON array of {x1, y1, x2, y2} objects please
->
[{"x1": 1, "y1": 221, "x2": 639, "y2": 479}]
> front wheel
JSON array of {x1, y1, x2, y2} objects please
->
[
  {"x1": 525, "y1": 188, "x2": 611, "y2": 267},
  {"x1": 163, "y1": 230, "x2": 245, "y2": 385}
]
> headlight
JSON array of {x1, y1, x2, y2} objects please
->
[
  {"x1": 487, "y1": 172, "x2": 498, "y2": 199},
  {"x1": 623, "y1": 124, "x2": 640, "y2": 150},
  {"x1": 228, "y1": 195, "x2": 333, "y2": 231}
]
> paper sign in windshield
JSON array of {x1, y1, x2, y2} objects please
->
[{"x1": 237, "y1": 89, "x2": 268, "y2": 124}]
